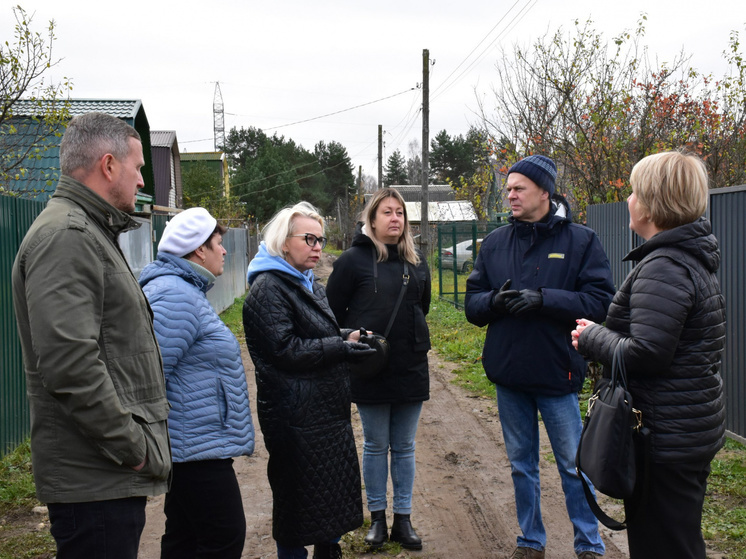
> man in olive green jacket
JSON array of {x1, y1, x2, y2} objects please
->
[{"x1": 12, "y1": 113, "x2": 171, "y2": 559}]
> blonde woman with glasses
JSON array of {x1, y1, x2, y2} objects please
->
[{"x1": 243, "y1": 202, "x2": 374, "y2": 559}]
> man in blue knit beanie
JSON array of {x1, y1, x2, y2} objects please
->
[{"x1": 464, "y1": 154, "x2": 615, "y2": 559}]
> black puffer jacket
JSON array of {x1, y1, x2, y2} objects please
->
[
  {"x1": 327, "y1": 228, "x2": 431, "y2": 404},
  {"x1": 243, "y1": 271, "x2": 362, "y2": 546},
  {"x1": 579, "y1": 218, "x2": 726, "y2": 463}
]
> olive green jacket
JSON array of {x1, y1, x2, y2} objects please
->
[{"x1": 12, "y1": 176, "x2": 171, "y2": 503}]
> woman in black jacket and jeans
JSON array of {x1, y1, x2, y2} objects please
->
[
  {"x1": 572, "y1": 151, "x2": 726, "y2": 559},
  {"x1": 327, "y1": 188, "x2": 431, "y2": 551}
]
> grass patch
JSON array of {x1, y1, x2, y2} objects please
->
[
  {"x1": 0, "y1": 441, "x2": 55, "y2": 558},
  {"x1": 324, "y1": 247, "x2": 343, "y2": 258},
  {"x1": 221, "y1": 295, "x2": 246, "y2": 339},
  {"x1": 341, "y1": 519, "x2": 405, "y2": 557},
  {"x1": 427, "y1": 300, "x2": 494, "y2": 396},
  {"x1": 0, "y1": 441, "x2": 37, "y2": 517},
  {"x1": 0, "y1": 530, "x2": 55, "y2": 559},
  {"x1": 703, "y1": 438, "x2": 746, "y2": 558}
]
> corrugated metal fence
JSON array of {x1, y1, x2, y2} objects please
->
[
  {"x1": 587, "y1": 185, "x2": 746, "y2": 441},
  {"x1": 0, "y1": 196, "x2": 254, "y2": 455},
  {"x1": 1, "y1": 196, "x2": 45, "y2": 455}
]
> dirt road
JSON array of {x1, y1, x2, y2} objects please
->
[{"x1": 138, "y1": 253, "x2": 630, "y2": 559}]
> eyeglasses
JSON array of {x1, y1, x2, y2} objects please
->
[{"x1": 288, "y1": 233, "x2": 327, "y2": 249}]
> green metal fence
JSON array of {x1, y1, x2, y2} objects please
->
[
  {"x1": 437, "y1": 220, "x2": 508, "y2": 308},
  {"x1": 1, "y1": 195, "x2": 46, "y2": 455}
]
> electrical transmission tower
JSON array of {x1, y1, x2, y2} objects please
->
[{"x1": 213, "y1": 82, "x2": 225, "y2": 150}]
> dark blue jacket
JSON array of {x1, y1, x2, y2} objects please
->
[{"x1": 465, "y1": 207, "x2": 615, "y2": 395}]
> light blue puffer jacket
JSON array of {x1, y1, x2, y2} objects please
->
[{"x1": 140, "y1": 252, "x2": 254, "y2": 462}]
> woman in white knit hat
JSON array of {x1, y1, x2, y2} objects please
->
[{"x1": 139, "y1": 207, "x2": 255, "y2": 559}]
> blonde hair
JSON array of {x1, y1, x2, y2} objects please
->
[
  {"x1": 630, "y1": 151, "x2": 709, "y2": 230},
  {"x1": 262, "y1": 201, "x2": 324, "y2": 256},
  {"x1": 362, "y1": 188, "x2": 420, "y2": 265}
]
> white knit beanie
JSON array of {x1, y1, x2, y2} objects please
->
[{"x1": 158, "y1": 207, "x2": 217, "y2": 257}]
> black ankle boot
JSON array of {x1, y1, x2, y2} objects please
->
[
  {"x1": 364, "y1": 509, "x2": 388, "y2": 548},
  {"x1": 312, "y1": 542, "x2": 342, "y2": 559},
  {"x1": 389, "y1": 513, "x2": 422, "y2": 550}
]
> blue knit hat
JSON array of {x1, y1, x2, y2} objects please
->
[{"x1": 507, "y1": 155, "x2": 557, "y2": 196}]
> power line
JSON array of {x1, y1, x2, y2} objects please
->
[
  {"x1": 226, "y1": 86, "x2": 420, "y2": 131},
  {"x1": 179, "y1": 86, "x2": 421, "y2": 146},
  {"x1": 432, "y1": 0, "x2": 537, "y2": 102}
]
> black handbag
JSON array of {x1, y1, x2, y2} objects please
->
[
  {"x1": 575, "y1": 338, "x2": 650, "y2": 530},
  {"x1": 347, "y1": 257, "x2": 409, "y2": 380}
]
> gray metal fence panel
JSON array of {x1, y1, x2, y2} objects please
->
[
  {"x1": 710, "y1": 186, "x2": 746, "y2": 441},
  {"x1": 204, "y1": 228, "x2": 249, "y2": 314},
  {"x1": 587, "y1": 202, "x2": 634, "y2": 291},
  {"x1": 119, "y1": 217, "x2": 153, "y2": 280}
]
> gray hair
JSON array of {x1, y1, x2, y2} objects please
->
[
  {"x1": 60, "y1": 112, "x2": 141, "y2": 177},
  {"x1": 262, "y1": 201, "x2": 324, "y2": 256}
]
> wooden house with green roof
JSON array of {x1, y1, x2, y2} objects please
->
[{"x1": 1, "y1": 99, "x2": 155, "y2": 208}]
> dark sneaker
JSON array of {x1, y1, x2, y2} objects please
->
[{"x1": 510, "y1": 546, "x2": 545, "y2": 559}]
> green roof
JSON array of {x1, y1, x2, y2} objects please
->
[
  {"x1": 180, "y1": 151, "x2": 225, "y2": 161},
  {"x1": 1, "y1": 99, "x2": 153, "y2": 201}
]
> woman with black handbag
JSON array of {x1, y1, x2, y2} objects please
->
[
  {"x1": 571, "y1": 150, "x2": 726, "y2": 559},
  {"x1": 327, "y1": 188, "x2": 431, "y2": 551}
]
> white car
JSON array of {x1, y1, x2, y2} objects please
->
[{"x1": 441, "y1": 238, "x2": 482, "y2": 273}]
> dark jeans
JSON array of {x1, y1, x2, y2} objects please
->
[
  {"x1": 276, "y1": 541, "x2": 309, "y2": 559},
  {"x1": 276, "y1": 539, "x2": 340, "y2": 559},
  {"x1": 48, "y1": 496, "x2": 146, "y2": 559},
  {"x1": 161, "y1": 458, "x2": 246, "y2": 559},
  {"x1": 625, "y1": 459, "x2": 711, "y2": 559}
]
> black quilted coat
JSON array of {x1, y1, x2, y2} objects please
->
[
  {"x1": 243, "y1": 271, "x2": 363, "y2": 546},
  {"x1": 579, "y1": 218, "x2": 726, "y2": 463}
]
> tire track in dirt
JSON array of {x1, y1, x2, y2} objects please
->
[{"x1": 406, "y1": 359, "x2": 629, "y2": 559}]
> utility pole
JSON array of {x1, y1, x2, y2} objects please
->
[
  {"x1": 378, "y1": 125, "x2": 383, "y2": 189},
  {"x1": 420, "y1": 49, "x2": 430, "y2": 256}
]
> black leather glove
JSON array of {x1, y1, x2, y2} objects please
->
[
  {"x1": 344, "y1": 341, "x2": 377, "y2": 362},
  {"x1": 505, "y1": 289, "x2": 543, "y2": 316},
  {"x1": 489, "y1": 279, "x2": 520, "y2": 314}
]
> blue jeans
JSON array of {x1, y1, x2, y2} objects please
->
[
  {"x1": 47, "y1": 497, "x2": 146, "y2": 559},
  {"x1": 357, "y1": 402, "x2": 423, "y2": 514},
  {"x1": 496, "y1": 386, "x2": 605, "y2": 555}
]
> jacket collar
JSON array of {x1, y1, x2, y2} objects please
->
[
  {"x1": 139, "y1": 252, "x2": 213, "y2": 293},
  {"x1": 52, "y1": 175, "x2": 141, "y2": 237},
  {"x1": 510, "y1": 204, "x2": 566, "y2": 238},
  {"x1": 625, "y1": 217, "x2": 720, "y2": 273}
]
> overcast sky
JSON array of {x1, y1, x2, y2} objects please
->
[{"x1": 3, "y1": 0, "x2": 744, "y2": 179}]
